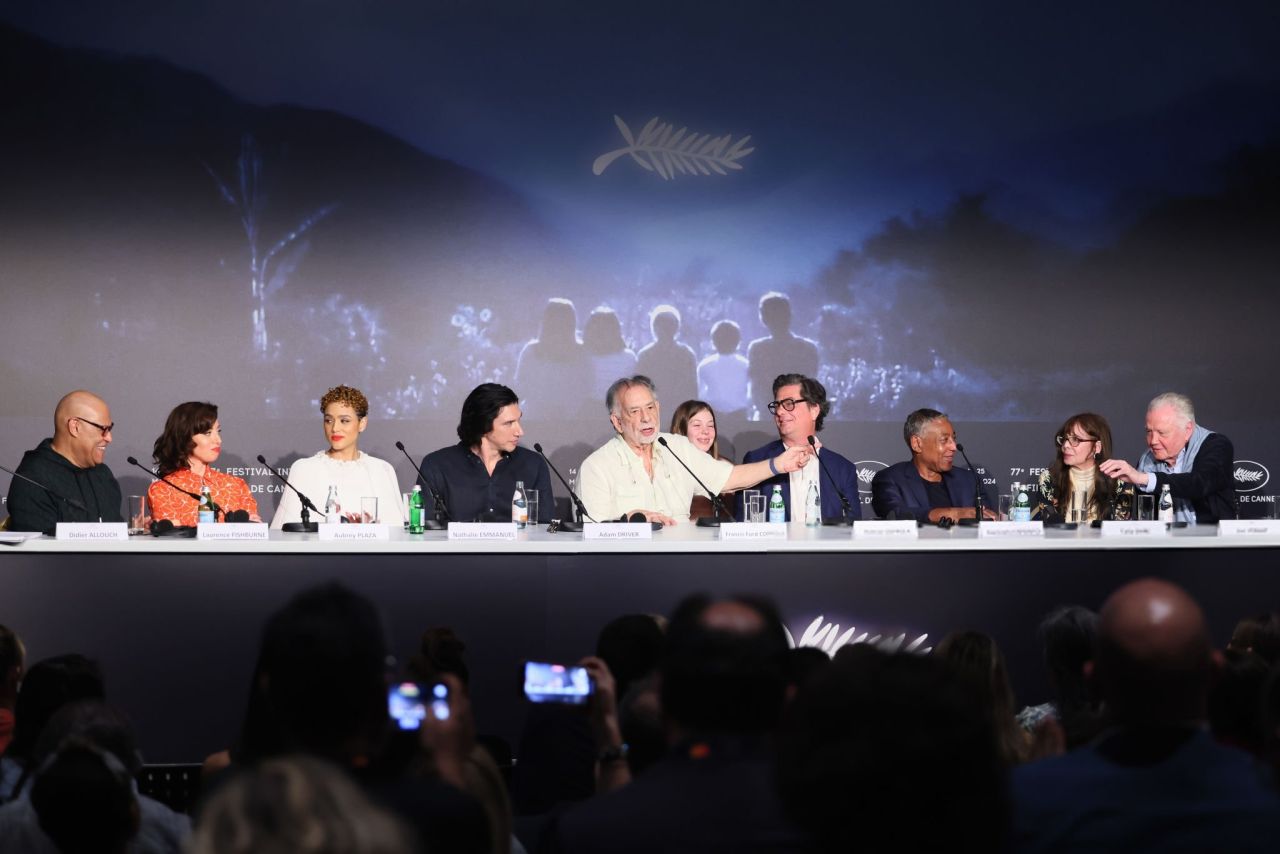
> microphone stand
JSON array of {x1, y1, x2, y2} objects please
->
[
  {"x1": 656, "y1": 437, "x2": 730, "y2": 527},
  {"x1": 806, "y1": 436, "x2": 854, "y2": 526},
  {"x1": 394, "y1": 442, "x2": 448, "y2": 530},
  {"x1": 0, "y1": 462, "x2": 87, "y2": 514},
  {"x1": 954, "y1": 444, "x2": 985, "y2": 527},
  {"x1": 533, "y1": 442, "x2": 592, "y2": 532},
  {"x1": 255, "y1": 455, "x2": 321, "y2": 533}
]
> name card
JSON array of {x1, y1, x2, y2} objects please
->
[
  {"x1": 447, "y1": 522, "x2": 518, "y2": 541},
  {"x1": 583, "y1": 522, "x2": 654, "y2": 541},
  {"x1": 197, "y1": 522, "x2": 269, "y2": 540},
  {"x1": 1100, "y1": 521, "x2": 1168, "y2": 538},
  {"x1": 56, "y1": 522, "x2": 128, "y2": 541},
  {"x1": 978, "y1": 521, "x2": 1045, "y2": 539},
  {"x1": 853, "y1": 520, "x2": 918, "y2": 539},
  {"x1": 719, "y1": 522, "x2": 788, "y2": 541},
  {"x1": 1219, "y1": 520, "x2": 1280, "y2": 537},
  {"x1": 318, "y1": 523, "x2": 390, "y2": 541}
]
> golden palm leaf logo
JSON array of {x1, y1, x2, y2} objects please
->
[{"x1": 593, "y1": 115, "x2": 754, "y2": 180}]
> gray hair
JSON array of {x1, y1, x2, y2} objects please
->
[
  {"x1": 606, "y1": 375, "x2": 657, "y2": 419},
  {"x1": 903, "y1": 408, "x2": 948, "y2": 448},
  {"x1": 1147, "y1": 392, "x2": 1195, "y2": 425}
]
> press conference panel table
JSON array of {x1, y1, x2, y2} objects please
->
[{"x1": 4, "y1": 525, "x2": 1279, "y2": 761}]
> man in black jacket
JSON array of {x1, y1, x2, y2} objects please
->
[
  {"x1": 6, "y1": 390, "x2": 123, "y2": 534},
  {"x1": 1101, "y1": 392, "x2": 1237, "y2": 524}
]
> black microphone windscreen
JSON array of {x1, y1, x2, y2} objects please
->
[
  {"x1": 395, "y1": 441, "x2": 406, "y2": 451},
  {"x1": 955, "y1": 443, "x2": 966, "y2": 453},
  {"x1": 225, "y1": 509, "x2": 251, "y2": 523},
  {"x1": 127, "y1": 456, "x2": 139, "y2": 465},
  {"x1": 657, "y1": 436, "x2": 669, "y2": 447},
  {"x1": 256, "y1": 454, "x2": 268, "y2": 465},
  {"x1": 628, "y1": 512, "x2": 647, "y2": 524},
  {"x1": 533, "y1": 443, "x2": 545, "y2": 454}
]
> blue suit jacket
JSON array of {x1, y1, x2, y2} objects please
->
[
  {"x1": 738, "y1": 439, "x2": 862, "y2": 522},
  {"x1": 870, "y1": 460, "x2": 992, "y2": 521}
]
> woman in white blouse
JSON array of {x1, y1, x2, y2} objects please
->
[{"x1": 270, "y1": 385, "x2": 404, "y2": 528}]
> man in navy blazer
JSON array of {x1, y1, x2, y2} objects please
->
[
  {"x1": 871, "y1": 408, "x2": 995, "y2": 522},
  {"x1": 739, "y1": 374, "x2": 861, "y2": 522}
]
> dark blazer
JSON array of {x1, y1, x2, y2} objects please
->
[
  {"x1": 870, "y1": 460, "x2": 993, "y2": 521},
  {"x1": 1148, "y1": 432, "x2": 1237, "y2": 524},
  {"x1": 738, "y1": 439, "x2": 863, "y2": 522}
]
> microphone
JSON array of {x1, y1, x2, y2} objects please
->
[
  {"x1": 954, "y1": 443, "x2": 986, "y2": 526},
  {"x1": 656, "y1": 436, "x2": 729, "y2": 527},
  {"x1": 394, "y1": 441, "x2": 448, "y2": 529},
  {"x1": 0, "y1": 462, "x2": 87, "y2": 513},
  {"x1": 125, "y1": 456, "x2": 205, "y2": 536},
  {"x1": 806, "y1": 435, "x2": 854, "y2": 526},
  {"x1": 256, "y1": 455, "x2": 321, "y2": 533},
  {"x1": 532, "y1": 443, "x2": 592, "y2": 531}
]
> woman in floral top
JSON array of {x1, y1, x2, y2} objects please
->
[
  {"x1": 1037, "y1": 412, "x2": 1131, "y2": 523},
  {"x1": 147, "y1": 401, "x2": 260, "y2": 526}
]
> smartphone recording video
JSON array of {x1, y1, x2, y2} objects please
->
[
  {"x1": 388, "y1": 681, "x2": 449, "y2": 730},
  {"x1": 523, "y1": 660, "x2": 593, "y2": 705}
]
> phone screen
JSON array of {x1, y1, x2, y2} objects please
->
[
  {"x1": 388, "y1": 681, "x2": 449, "y2": 730},
  {"x1": 523, "y1": 661, "x2": 593, "y2": 705}
]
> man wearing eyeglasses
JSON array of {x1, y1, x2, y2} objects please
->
[
  {"x1": 738, "y1": 374, "x2": 862, "y2": 522},
  {"x1": 5, "y1": 390, "x2": 123, "y2": 534},
  {"x1": 871, "y1": 408, "x2": 996, "y2": 523}
]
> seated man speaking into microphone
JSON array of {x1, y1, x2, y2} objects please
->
[
  {"x1": 871, "y1": 408, "x2": 996, "y2": 523},
  {"x1": 579, "y1": 375, "x2": 811, "y2": 525},
  {"x1": 419, "y1": 383, "x2": 553, "y2": 523},
  {"x1": 738, "y1": 373, "x2": 861, "y2": 522}
]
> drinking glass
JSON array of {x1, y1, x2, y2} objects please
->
[
  {"x1": 1136, "y1": 494, "x2": 1154, "y2": 521},
  {"x1": 360, "y1": 497, "x2": 378, "y2": 524},
  {"x1": 402, "y1": 493, "x2": 412, "y2": 529},
  {"x1": 998, "y1": 494, "x2": 1012, "y2": 520},
  {"x1": 525, "y1": 490, "x2": 539, "y2": 529},
  {"x1": 129, "y1": 495, "x2": 149, "y2": 534},
  {"x1": 748, "y1": 494, "x2": 766, "y2": 523},
  {"x1": 743, "y1": 490, "x2": 761, "y2": 522}
]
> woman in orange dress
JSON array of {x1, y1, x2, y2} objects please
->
[{"x1": 147, "y1": 401, "x2": 260, "y2": 525}]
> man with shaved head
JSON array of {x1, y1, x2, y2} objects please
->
[
  {"x1": 1012, "y1": 579, "x2": 1280, "y2": 852},
  {"x1": 6, "y1": 391, "x2": 122, "y2": 534}
]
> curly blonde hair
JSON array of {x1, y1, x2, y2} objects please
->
[{"x1": 319, "y1": 385, "x2": 369, "y2": 418}]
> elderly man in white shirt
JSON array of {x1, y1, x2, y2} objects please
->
[{"x1": 579, "y1": 375, "x2": 811, "y2": 525}]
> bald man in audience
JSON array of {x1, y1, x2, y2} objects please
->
[
  {"x1": 1012, "y1": 579, "x2": 1280, "y2": 853},
  {"x1": 5, "y1": 391, "x2": 123, "y2": 535}
]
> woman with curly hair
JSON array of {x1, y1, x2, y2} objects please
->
[
  {"x1": 270, "y1": 385, "x2": 404, "y2": 528},
  {"x1": 148, "y1": 401, "x2": 261, "y2": 525}
]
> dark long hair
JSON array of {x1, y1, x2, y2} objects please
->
[
  {"x1": 1047, "y1": 412, "x2": 1115, "y2": 519},
  {"x1": 152, "y1": 401, "x2": 218, "y2": 477}
]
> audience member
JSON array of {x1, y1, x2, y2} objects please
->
[
  {"x1": 594, "y1": 614, "x2": 665, "y2": 703},
  {"x1": 936, "y1": 630, "x2": 1030, "y2": 764},
  {"x1": 548, "y1": 593, "x2": 808, "y2": 853},
  {"x1": 1229, "y1": 613, "x2": 1280, "y2": 665},
  {"x1": 1017, "y1": 606, "x2": 1105, "y2": 751},
  {"x1": 777, "y1": 646, "x2": 1008, "y2": 853},
  {"x1": 1208, "y1": 649, "x2": 1269, "y2": 757},
  {"x1": 635, "y1": 305, "x2": 698, "y2": 409},
  {"x1": 1011, "y1": 578, "x2": 1280, "y2": 852},
  {"x1": 189, "y1": 755, "x2": 414, "y2": 854},
  {"x1": 0, "y1": 625, "x2": 23, "y2": 756},
  {"x1": 0, "y1": 700, "x2": 189, "y2": 854},
  {"x1": 697, "y1": 320, "x2": 749, "y2": 417}
]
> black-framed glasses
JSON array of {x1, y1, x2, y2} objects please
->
[
  {"x1": 767, "y1": 397, "x2": 809, "y2": 415},
  {"x1": 76, "y1": 417, "x2": 115, "y2": 436},
  {"x1": 1055, "y1": 434, "x2": 1094, "y2": 448}
]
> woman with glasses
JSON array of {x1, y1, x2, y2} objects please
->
[
  {"x1": 270, "y1": 385, "x2": 404, "y2": 528},
  {"x1": 148, "y1": 401, "x2": 261, "y2": 526},
  {"x1": 1037, "y1": 413, "x2": 1130, "y2": 522},
  {"x1": 669, "y1": 399, "x2": 732, "y2": 520}
]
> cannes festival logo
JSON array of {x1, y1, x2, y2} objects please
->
[
  {"x1": 1233, "y1": 460, "x2": 1270, "y2": 492},
  {"x1": 787, "y1": 616, "x2": 931, "y2": 657},
  {"x1": 593, "y1": 116, "x2": 754, "y2": 180},
  {"x1": 855, "y1": 460, "x2": 888, "y2": 494}
]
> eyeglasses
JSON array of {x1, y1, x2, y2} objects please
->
[
  {"x1": 1055, "y1": 434, "x2": 1094, "y2": 448},
  {"x1": 767, "y1": 398, "x2": 809, "y2": 414},
  {"x1": 76, "y1": 417, "x2": 115, "y2": 436}
]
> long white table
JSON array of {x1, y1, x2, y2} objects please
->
[{"x1": 4, "y1": 524, "x2": 1278, "y2": 761}]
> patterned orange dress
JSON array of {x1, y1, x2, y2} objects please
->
[{"x1": 147, "y1": 467, "x2": 259, "y2": 526}]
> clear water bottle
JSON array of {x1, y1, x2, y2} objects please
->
[
  {"x1": 805, "y1": 481, "x2": 821, "y2": 527},
  {"x1": 197, "y1": 485, "x2": 216, "y2": 524},
  {"x1": 1158, "y1": 484, "x2": 1174, "y2": 524},
  {"x1": 512, "y1": 480, "x2": 528, "y2": 528},
  {"x1": 408, "y1": 485, "x2": 425, "y2": 534},
  {"x1": 1011, "y1": 482, "x2": 1032, "y2": 522},
  {"x1": 324, "y1": 484, "x2": 340, "y2": 524},
  {"x1": 568, "y1": 467, "x2": 579, "y2": 523},
  {"x1": 768, "y1": 485, "x2": 786, "y2": 523}
]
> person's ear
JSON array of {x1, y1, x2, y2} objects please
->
[{"x1": 358, "y1": 416, "x2": 369, "y2": 435}]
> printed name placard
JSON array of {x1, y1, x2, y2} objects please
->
[
  {"x1": 1219, "y1": 520, "x2": 1280, "y2": 538},
  {"x1": 718, "y1": 522, "x2": 788, "y2": 541},
  {"x1": 853, "y1": 520, "x2": 918, "y2": 540},
  {"x1": 1100, "y1": 521, "x2": 1168, "y2": 538},
  {"x1": 447, "y1": 522, "x2": 518, "y2": 541},
  {"x1": 583, "y1": 522, "x2": 654, "y2": 541},
  {"x1": 978, "y1": 521, "x2": 1045, "y2": 539},
  {"x1": 197, "y1": 523, "x2": 269, "y2": 540},
  {"x1": 318, "y1": 523, "x2": 390, "y2": 542},
  {"x1": 55, "y1": 522, "x2": 128, "y2": 541}
]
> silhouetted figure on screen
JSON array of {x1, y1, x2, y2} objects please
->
[
  {"x1": 746, "y1": 292, "x2": 818, "y2": 415},
  {"x1": 582, "y1": 306, "x2": 637, "y2": 408},
  {"x1": 514, "y1": 298, "x2": 591, "y2": 420},
  {"x1": 697, "y1": 320, "x2": 749, "y2": 417},
  {"x1": 635, "y1": 305, "x2": 697, "y2": 411}
]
